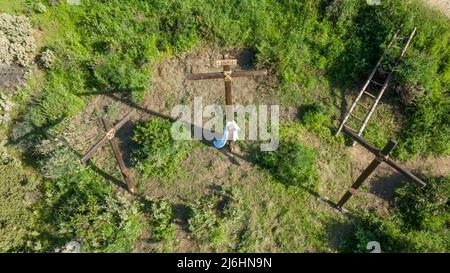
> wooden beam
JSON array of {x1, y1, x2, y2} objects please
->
[
  {"x1": 224, "y1": 64, "x2": 233, "y2": 152},
  {"x1": 81, "y1": 110, "x2": 135, "y2": 163},
  {"x1": 343, "y1": 126, "x2": 426, "y2": 187},
  {"x1": 187, "y1": 70, "x2": 267, "y2": 81},
  {"x1": 336, "y1": 140, "x2": 397, "y2": 210},
  {"x1": 102, "y1": 117, "x2": 136, "y2": 193}
]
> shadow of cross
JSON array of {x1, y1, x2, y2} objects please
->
[
  {"x1": 187, "y1": 55, "x2": 267, "y2": 153},
  {"x1": 81, "y1": 109, "x2": 136, "y2": 193}
]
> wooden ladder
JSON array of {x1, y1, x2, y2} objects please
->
[{"x1": 335, "y1": 27, "x2": 417, "y2": 141}]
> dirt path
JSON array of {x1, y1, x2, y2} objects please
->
[
  {"x1": 423, "y1": 0, "x2": 450, "y2": 17},
  {"x1": 424, "y1": 0, "x2": 450, "y2": 17}
]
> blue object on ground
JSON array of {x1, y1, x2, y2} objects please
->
[{"x1": 213, "y1": 125, "x2": 229, "y2": 148}]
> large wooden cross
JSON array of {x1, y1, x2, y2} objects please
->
[
  {"x1": 81, "y1": 110, "x2": 136, "y2": 193},
  {"x1": 187, "y1": 55, "x2": 267, "y2": 152},
  {"x1": 336, "y1": 126, "x2": 426, "y2": 210}
]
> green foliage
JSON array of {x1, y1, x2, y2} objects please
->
[
  {"x1": 299, "y1": 103, "x2": 334, "y2": 142},
  {"x1": 18, "y1": 0, "x2": 450, "y2": 159},
  {"x1": 395, "y1": 95, "x2": 450, "y2": 160},
  {"x1": 35, "y1": 138, "x2": 81, "y2": 179},
  {"x1": 395, "y1": 176, "x2": 450, "y2": 231},
  {"x1": 4, "y1": 0, "x2": 450, "y2": 253},
  {"x1": 256, "y1": 141, "x2": 317, "y2": 189},
  {"x1": 148, "y1": 199, "x2": 175, "y2": 242},
  {"x1": 345, "y1": 175, "x2": 450, "y2": 253},
  {"x1": 132, "y1": 119, "x2": 190, "y2": 177},
  {"x1": 0, "y1": 144, "x2": 40, "y2": 252},
  {"x1": 188, "y1": 191, "x2": 236, "y2": 249},
  {"x1": 91, "y1": 54, "x2": 148, "y2": 102},
  {"x1": 35, "y1": 168, "x2": 141, "y2": 252},
  {"x1": 347, "y1": 210, "x2": 410, "y2": 253}
]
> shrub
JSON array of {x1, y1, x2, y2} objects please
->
[
  {"x1": 395, "y1": 176, "x2": 450, "y2": 231},
  {"x1": 345, "y1": 210, "x2": 410, "y2": 253},
  {"x1": 35, "y1": 168, "x2": 142, "y2": 252},
  {"x1": 395, "y1": 96, "x2": 450, "y2": 160},
  {"x1": 0, "y1": 93, "x2": 14, "y2": 126},
  {"x1": 345, "y1": 176, "x2": 450, "y2": 253},
  {"x1": 187, "y1": 190, "x2": 233, "y2": 250},
  {"x1": 91, "y1": 54, "x2": 148, "y2": 102},
  {"x1": 148, "y1": 199, "x2": 175, "y2": 242},
  {"x1": 0, "y1": 142, "x2": 40, "y2": 252},
  {"x1": 132, "y1": 119, "x2": 190, "y2": 177},
  {"x1": 256, "y1": 141, "x2": 317, "y2": 189},
  {"x1": 38, "y1": 48, "x2": 56, "y2": 69},
  {"x1": 35, "y1": 138, "x2": 81, "y2": 180},
  {"x1": 300, "y1": 103, "x2": 334, "y2": 141},
  {"x1": 0, "y1": 13, "x2": 36, "y2": 67}
]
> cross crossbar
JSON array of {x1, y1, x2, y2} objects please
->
[
  {"x1": 187, "y1": 56, "x2": 267, "y2": 152},
  {"x1": 80, "y1": 109, "x2": 136, "y2": 193},
  {"x1": 81, "y1": 110, "x2": 135, "y2": 163},
  {"x1": 336, "y1": 126, "x2": 426, "y2": 210}
]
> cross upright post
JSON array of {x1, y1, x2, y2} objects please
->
[
  {"x1": 335, "y1": 126, "x2": 426, "y2": 211},
  {"x1": 81, "y1": 110, "x2": 136, "y2": 193},
  {"x1": 187, "y1": 54, "x2": 267, "y2": 152}
]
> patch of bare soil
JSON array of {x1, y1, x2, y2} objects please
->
[
  {"x1": 144, "y1": 46, "x2": 280, "y2": 119},
  {"x1": 423, "y1": 0, "x2": 450, "y2": 17},
  {"x1": 67, "y1": 46, "x2": 280, "y2": 170},
  {"x1": 0, "y1": 64, "x2": 26, "y2": 90}
]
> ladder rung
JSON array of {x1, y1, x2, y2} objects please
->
[
  {"x1": 363, "y1": 91, "x2": 376, "y2": 99},
  {"x1": 371, "y1": 80, "x2": 384, "y2": 86},
  {"x1": 343, "y1": 125, "x2": 357, "y2": 133},
  {"x1": 350, "y1": 113, "x2": 364, "y2": 122},
  {"x1": 357, "y1": 102, "x2": 369, "y2": 109},
  {"x1": 377, "y1": 67, "x2": 389, "y2": 75}
]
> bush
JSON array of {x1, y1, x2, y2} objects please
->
[
  {"x1": 346, "y1": 210, "x2": 410, "y2": 253},
  {"x1": 395, "y1": 96, "x2": 450, "y2": 160},
  {"x1": 256, "y1": 141, "x2": 317, "y2": 189},
  {"x1": 148, "y1": 199, "x2": 175, "y2": 242},
  {"x1": 300, "y1": 102, "x2": 334, "y2": 141},
  {"x1": 91, "y1": 54, "x2": 148, "y2": 102},
  {"x1": 395, "y1": 176, "x2": 450, "y2": 231},
  {"x1": 187, "y1": 190, "x2": 235, "y2": 250},
  {"x1": 132, "y1": 119, "x2": 190, "y2": 177},
  {"x1": 34, "y1": 168, "x2": 142, "y2": 252},
  {"x1": 0, "y1": 93, "x2": 14, "y2": 126},
  {"x1": 345, "y1": 175, "x2": 450, "y2": 253},
  {"x1": 0, "y1": 13, "x2": 36, "y2": 67}
]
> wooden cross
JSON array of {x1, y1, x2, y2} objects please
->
[
  {"x1": 336, "y1": 126, "x2": 426, "y2": 210},
  {"x1": 81, "y1": 110, "x2": 136, "y2": 193},
  {"x1": 187, "y1": 55, "x2": 267, "y2": 152}
]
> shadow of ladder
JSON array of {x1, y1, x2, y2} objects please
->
[{"x1": 335, "y1": 27, "x2": 417, "y2": 144}]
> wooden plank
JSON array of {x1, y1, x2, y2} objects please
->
[
  {"x1": 102, "y1": 117, "x2": 136, "y2": 194},
  {"x1": 342, "y1": 126, "x2": 426, "y2": 187},
  {"x1": 81, "y1": 109, "x2": 135, "y2": 163},
  {"x1": 336, "y1": 140, "x2": 397, "y2": 209},
  {"x1": 224, "y1": 64, "x2": 234, "y2": 152},
  {"x1": 187, "y1": 70, "x2": 267, "y2": 80},
  {"x1": 215, "y1": 59, "x2": 237, "y2": 66}
]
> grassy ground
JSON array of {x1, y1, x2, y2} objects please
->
[{"x1": 0, "y1": 0, "x2": 449, "y2": 252}]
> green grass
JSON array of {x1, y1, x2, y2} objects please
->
[{"x1": 0, "y1": 147, "x2": 40, "y2": 252}]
